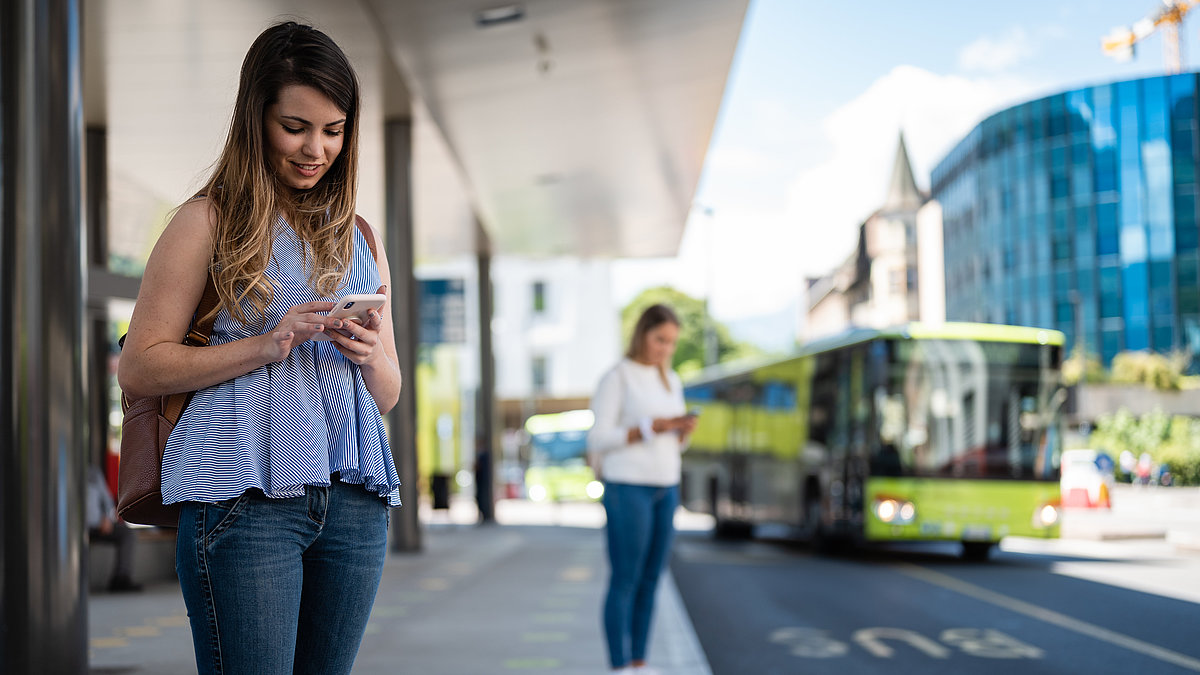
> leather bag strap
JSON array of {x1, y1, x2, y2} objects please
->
[
  {"x1": 183, "y1": 272, "x2": 220, "y2": 347},
  {"x1": 182, "y1": 214, "x2": 374, "y2": 348},
  {"x1": 354, "y1": 214, "x2": 378, "y2": 262}
]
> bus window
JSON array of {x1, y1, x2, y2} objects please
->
[
  {"x1": 880, "y1": 339, "x2": 1063, "y2": 479},
  {"x1": 808, "y1": 353, "x2": 837, "y2": 452}
]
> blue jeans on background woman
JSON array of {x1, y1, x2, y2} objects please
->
[
  {"x1": 176, "y1": 476, "x2": 388, "y2": 675},
  {"x1": 602, "y1": 482, "x2": 679, "y2": 669}
]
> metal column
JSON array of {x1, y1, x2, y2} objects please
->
[
  {"x1": 475, "y1": 222, "x2": 497, "y2": 522},
  {"x1": 1, "y1": 0, "x2": 89, "y2": 671},
  {"x1": 384, "y1": 117, "x2": 422, "y2": 552}
]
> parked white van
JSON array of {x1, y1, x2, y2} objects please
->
[{"x1": 1060, "y1": 449, "x2": 1113, "y2": 508}]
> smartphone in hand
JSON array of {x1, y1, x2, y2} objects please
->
[{"x1": 312, "y1": 293, "x2": 386, "y2": 341}]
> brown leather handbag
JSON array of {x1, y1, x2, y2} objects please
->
[{"x1": 116, "y1": 274, "x2": 220, "y2": 527}]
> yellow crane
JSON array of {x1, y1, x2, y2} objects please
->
[{"x1": 1102, "y1": 0, "x2": 1198, "y2": 74}]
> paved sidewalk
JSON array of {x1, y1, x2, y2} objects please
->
[
  {"x1": 87, "y1": 500, "x2": 714, "y2": 675},
  {"x1": 1059, "y1": 484, "x2": 1200, "y2": 550}
]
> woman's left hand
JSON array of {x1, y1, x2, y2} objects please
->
[{"x1": 327, "y1": 286, "x2": 387, "y2": 366}]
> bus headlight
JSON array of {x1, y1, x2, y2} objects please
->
[
  {"x1": 874, "y1": 497, "x2": 916, "y2": 525},
  {"x1": 585, "y1": 481, "x2": 605, "y2": 500},
  {"x1": 1033, "y1": 502, "x2": 1060, "y2": 528},
  {"x1": 528, "y1": 484, "x2": 547, "y2": 502}
]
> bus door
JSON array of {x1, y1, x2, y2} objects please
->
[
  {"x1": 845, "y1": 346, "x2": 872, "y2": 529},
  {"x1": 811, "y1": 349, "x2": 853, "y2": 529}
]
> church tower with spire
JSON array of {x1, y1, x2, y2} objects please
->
[{"x1": 805, "y1": 131, "x2": 937, "y2": 339}]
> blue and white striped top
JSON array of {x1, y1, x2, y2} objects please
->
[{"x1": 162, "y1": 216, "x2": 402, "y2": 507}]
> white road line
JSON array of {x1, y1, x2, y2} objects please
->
[{"x1": 897, "y1": 563, "x2": 1200, "y2": 672}]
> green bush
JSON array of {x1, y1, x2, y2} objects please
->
[
  {"x1": 1089, "y1": 409, "x2": 1200, "y2": 486},
  {"x1": 1157, "y1": 416, "x2": 1200, "y2": 485},
  {"x1": 1110, "y1": 351, "x2": 1182, "y2": 390},
  {"x1": 1062, "y1": 349, "x2": 1106, "y2": 386}
]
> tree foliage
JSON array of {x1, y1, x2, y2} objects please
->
[{"x1": 620, "y1": 286, "x2": 762, "y2": 375}]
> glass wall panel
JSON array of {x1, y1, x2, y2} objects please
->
[
  {"x1": 1049, "y1": 94, "x2": 1067, "y2": 138},
  {"x1": 933, "y1": 76, "x2": 1200, "y2": 366},
  {"x1": 1099, "y1": 265, "x2": 1122, "y2": 318},
  {"x1": 1092, "y1": 85, "x2": 1118, "y2": 194},
  {"x1": 1066, "y1": 89, "x2": 1092, "y2": 134},
  {"x1": 1101, "y1": 327, "x2": 1122, "y2": 362},
  {"x1": 1097, "y1": 201, "x2": 1119, "y2": 255}
]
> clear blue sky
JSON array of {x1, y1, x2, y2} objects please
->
[{"x1": 614, "y1": 0, "x2": 1199, "y2": 348}]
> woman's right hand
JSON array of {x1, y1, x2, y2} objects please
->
[
  {"x1": 652, "y1": 415, "x2": 699, "y2": 436},
  {"x1": 262, "y1": 300, "x2": 336, "y2": 362}
]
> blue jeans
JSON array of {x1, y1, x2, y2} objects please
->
[
  {"x1": 176, "y1": 476, "x2": 388, "y2": 675},
  {"x1": 602, "y1": 482, "x2": 678, "y2": 669}
]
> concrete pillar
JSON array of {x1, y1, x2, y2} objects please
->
[
  {"x1": 384, "y1": 117, "x2": 422, "y2": 552},
  {"x1": 0, "y1": 0, "x2": 89, "y2": 671}
]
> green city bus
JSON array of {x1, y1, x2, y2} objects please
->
[
  {"x1": 682, "y1": 322, "x2": 1065, "y2": 560},
  {"x1": 523, "y1": 409, "x2": 605, "y2": 503}
]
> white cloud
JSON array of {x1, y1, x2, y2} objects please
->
[
  {"x1": 618, "y1": 66, "x2": 1052, "y2": 329},
  {"x1": 959, "y1": 27, "x2": 1036, "y2": 73},
  {"x1": 612, "y1": 205, "x2": 805, "y2": 322},
  {"x1": 705, "y1": 143, "x2": 783, "y2": 176},
  {"x1": 785, "y1": 64, "x2": 1040, "y2": 278}
]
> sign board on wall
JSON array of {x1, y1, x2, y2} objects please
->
[{"x1": 419, "y1": 278, "x2": 466, "y2": 344}]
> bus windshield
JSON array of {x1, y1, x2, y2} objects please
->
[
  {"x1": 525, "y1": 409, "x2": 594, "y2": 467},
  {"x1": 874, "y1": 339, "x2": 1064, "y2": 480}
]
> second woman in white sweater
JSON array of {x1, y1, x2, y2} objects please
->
[{"x1": 587, "y1": 304, "x2": 697, "y2": 675}]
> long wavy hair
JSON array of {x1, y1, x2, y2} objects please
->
[
  {"x1": 198, "y1": 21, "x2": 361, "y2": 326},
  {"x1": 626, "y1": 304, "x2": 680, "y2": 389}
]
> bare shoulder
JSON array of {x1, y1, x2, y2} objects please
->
[{"x1": 169, "y1": 197, "x2": 218, "y2": 240}]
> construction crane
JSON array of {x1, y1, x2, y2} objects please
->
[{"x1": 1102, "y1": 0, "x2": 1198, "y2": 74}]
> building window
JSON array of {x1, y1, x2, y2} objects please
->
[
  {"x1": 531, "y1": 355, "x2": 548, "y2": 393},
  {"x1": 532, "y1": 281, "x2": 547, "y2": 314}
]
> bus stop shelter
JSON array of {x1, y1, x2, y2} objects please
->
[{"x1": 0, "y1": 0, "x2": 748, "y2": 671}]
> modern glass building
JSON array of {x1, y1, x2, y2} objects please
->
[{"x1": 931, "y1": 73, "x2": 1200, "y2": 365}]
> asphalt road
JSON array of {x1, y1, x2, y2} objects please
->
[{"x1": 670, "y1": 533, "x2": 1200, "y2": 675}]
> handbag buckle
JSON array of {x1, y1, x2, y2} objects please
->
[{"x1": 184, "y1": 329, "x2": 211, "y2": 347}]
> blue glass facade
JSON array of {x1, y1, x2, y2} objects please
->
[{"x1": 931, "y1": 74, "x2": 1200, "y2": 365}]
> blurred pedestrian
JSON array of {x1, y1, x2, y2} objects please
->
[
  {"x1": 587, "y1": 304, "x2": 697, "y2": 674},
  {"x1": 117, "y1": 21, "x2": 402, "y2": 675},
  {"x1": 86, "y1": 465, "x2": 142, "y2": 592}
]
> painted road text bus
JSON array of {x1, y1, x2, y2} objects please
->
[{"x1": 682, "y1": 322, "x2": 1065, "y2": 559}]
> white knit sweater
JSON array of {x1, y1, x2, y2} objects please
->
[{"x1": 587, "y1": 358, "x2": 686, "y2": 487}]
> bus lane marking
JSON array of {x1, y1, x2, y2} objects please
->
[
  {"x1": 853, "y1": 628, "x2": 949, "y2": 658},
  {"x1": 897, "y1": 563, "x2": 1200, "y2": 672},
  {"x1": 768, "y1": 627, "x2": 849, "y2": 658}
]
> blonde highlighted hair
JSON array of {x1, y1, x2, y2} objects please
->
[{"x1": 199, "y1": 21, "x2": 361, "y2": 326}]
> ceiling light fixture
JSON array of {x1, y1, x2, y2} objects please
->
[{"x1": 475, "y1": 4, "x2": 525, "y2": 28}]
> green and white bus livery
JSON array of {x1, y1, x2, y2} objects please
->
[{"x1": 681, "y1": 322, "x2": 1065, "y2": 560}]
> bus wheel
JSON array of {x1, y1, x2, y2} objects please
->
[
  {"x1": 710, "y1": 476, "x2": 750, "y2": 540},
  {"x1": 961, "y1": 541, "x2": 993, "y2": 561}
]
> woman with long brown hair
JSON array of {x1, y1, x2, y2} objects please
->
[
  {"x1": 118, "y1": 21, "x2": 400, "y2": 674},
  {"x1": 587, "y1": 303, "x2": 698, "y2": 674}
]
